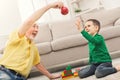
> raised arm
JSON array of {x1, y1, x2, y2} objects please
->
[
  {"x1": 75, "y1": 17, "x2": 83, "y2": 32},
  {"x1": 18, "y1": 1, "x2": 63, "y2": 37}
]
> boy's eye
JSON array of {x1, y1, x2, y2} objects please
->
[
  {"x1": 85, "y1": 25, "x2": 90, "y2": 28},
  {"x1": 88, "y1": 25, "x2": 90, "y2": 27}
]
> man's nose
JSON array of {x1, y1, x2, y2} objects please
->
[{"x1": 35, "y1": 27, "x2": 38, "y2": 31}]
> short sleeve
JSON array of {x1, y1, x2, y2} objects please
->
[
  {"x1": 33, "y1": 47, "x2": 40, "y2": 66},
  {"x1": 8, "y1": 30, "x2": 24, "y2": 44}
]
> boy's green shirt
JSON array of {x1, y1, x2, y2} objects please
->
[{"x1": 81, "y1": 30, "x2": 112, "y2": 64}]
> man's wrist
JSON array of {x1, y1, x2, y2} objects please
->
[{"x1": 47, "y1": 74, "x2": 54, "y2": 79}]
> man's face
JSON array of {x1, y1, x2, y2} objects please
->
[
  {"x1": 26, "y1": 24, "x2": 38, "y2": 40},
  {"x1": 84, "y1": 21, "x2": 98, "y2": 36}
]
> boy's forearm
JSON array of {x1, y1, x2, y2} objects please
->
[
  {"x1": 75, "y1": 18, "x2": 83, "y2": 32},
  {"x1": 78, "y1": 27, "x2": 83, "y2": 32},
  {"x1": 81, "y1": 30, "x2": 93, "y2": 40},
  {"x1": 81, "y1": 30, "x2": 102, "y2": 44}
]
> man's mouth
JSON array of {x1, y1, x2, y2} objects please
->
[{"x1": 32, "y1": 32, "x2": 37, "y2": 36}]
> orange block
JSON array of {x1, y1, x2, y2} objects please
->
[{"x1": 74, "y1": 72, "x2": 78, "y2": 77}]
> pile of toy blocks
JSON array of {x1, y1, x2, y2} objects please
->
[{"x1": 61, "y1": 65, "x2": 79, "y2": 80}]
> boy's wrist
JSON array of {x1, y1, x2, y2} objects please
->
[
  {"x1": 79, "y1": 28, "x2": 83, "y2": 32},
  {"x1": 80, "y1": 29, "x2": 85, "y2": 33}
]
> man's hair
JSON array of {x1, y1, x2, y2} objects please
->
[{"x1": 87, "y1": 19, "x2": 101, "y2": 32}]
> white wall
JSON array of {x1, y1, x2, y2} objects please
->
[
  {"x1": 18, "y1": 0, "x2": 34, "y2": 22},
  {"x1": 0, "y1": 0, "x2": 21, "y2": 36}
]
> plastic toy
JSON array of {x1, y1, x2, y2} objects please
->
[{"x1": 61, "y1": 65, "x2": 79, "y2": 80}]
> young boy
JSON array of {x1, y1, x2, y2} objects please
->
[{"x1": 75, "y1": 18, "x2": 119, "y2": 78}]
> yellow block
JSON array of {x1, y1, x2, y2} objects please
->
[{"x1": 62, "y1": 72, "x2": 65, "y2": 76}]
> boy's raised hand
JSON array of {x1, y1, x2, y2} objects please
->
[{"x1": 75, "y1": 18, "x2": 83, "y2": 32}]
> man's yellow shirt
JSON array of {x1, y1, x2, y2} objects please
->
[{"x1": 0, "y1": 30, "x2": 40, "y2": 77}]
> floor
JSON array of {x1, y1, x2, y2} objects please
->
[{"x1": 28, "y1": 58, "x2": 120, "y2": 80}]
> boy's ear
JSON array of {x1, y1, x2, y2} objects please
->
[{"x1": 95, "y1": 25, "x2": 99, "y2": 31}]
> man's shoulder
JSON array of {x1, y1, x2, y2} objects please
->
[{"x1": 9, "y1": 29, "x2": 18, "y2": 37}]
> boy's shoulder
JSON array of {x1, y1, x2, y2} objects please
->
[{"x1": 95, "y1": 34, "x2": 104, "y2": 39}]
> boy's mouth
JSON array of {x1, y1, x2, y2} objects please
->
[{"x1": 86, "y1": 30, "x2": 89, "y2": 32}]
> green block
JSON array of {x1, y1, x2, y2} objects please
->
[{"x1": 66, "y1": 65, "x2": 72, "y2": 70}]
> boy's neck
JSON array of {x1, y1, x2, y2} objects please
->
[{"x1": 92, "y1": 32, "x2": 98, "y2": 36}]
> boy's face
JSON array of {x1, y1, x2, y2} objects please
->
[
  {"x1": 84, "y1": 21, "x2": 98, "y2": 36},
  {"x1": 26, "y1": 23, "x2": 39, "y2": 40}
]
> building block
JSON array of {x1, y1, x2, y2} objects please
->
[
  {"x1": 61, "y1": 65, "x2": 79, "y2": 80},
  {"x1": 74, "y1": 72, "x2": 78, "y2": 77}
]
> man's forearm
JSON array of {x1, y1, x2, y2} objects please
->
[
  {"x1": 18, "y1": 4, "x2": 52, "y2": 36},
  {"x1": 27, "y1": 4, "x2": 51, "y2": 24},
  {"x1": 35, "y1": 63, "x2": 51, "y2": 78}
]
